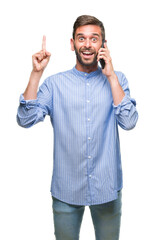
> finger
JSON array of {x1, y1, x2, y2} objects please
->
[
  {"x1": 104, "y1": 41, "x2": 108, "y2": 49},
  {"x1": 35, "y1": 50, "x2": 44, "y2": 55},
  {"x1": 42, "y1": 35, "x2": 46, "y2": 51},
  {"x1": 33, "y1": 53, "x2": 43, "y2": 61},
  {"x1": 97, "y1": 53, "x2": 108, "y2": 62},
  {"x1": 99, "y1": 45, "x2": 108, "y2": 55},
  {"x1": 36, "y1": 49, "x2": 46, "y2": 58},
  {"x1": 97, "y1": 55, "x2": 105, "y2": 62},
  {"x1": 99, "y1": 48, "x2": 108, "y2": 54},
  {"x1": 98, "y1": 48, "x2": 110, "y2": 59},
  {"x1": 97, "y1": 50, "x2": 107, "y2": 60},
  {"x1": 35, "y1": 52, "x2": 50, "y2": 63},
  {"x1": 33, "y1": 59, "x2": 40, "y2": 67},
  {"x1": 33, "y1": 50, "x2": 44, "y2": 58},
  {"x1": 45, "y1": 50, "x2": 51, "y2": 56},
  {"x1": 98, "y1": 55, "x2": 112, "y2": 64}
]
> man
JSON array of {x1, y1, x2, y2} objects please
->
[{"x1": 17, "y1": 15, "x2": 138, "y2": 240}]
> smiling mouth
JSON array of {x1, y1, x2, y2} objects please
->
[{"x1": 81, "y1": 52, "x2": 94, "y2": 58}]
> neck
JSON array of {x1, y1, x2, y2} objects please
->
[{"x1": 75, "y1": 61, "x2": 98, "y2": 73}]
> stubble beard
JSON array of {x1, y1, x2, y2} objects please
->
[{"x1": 74, "y1": 44, "x2": 98, "y2": 67}]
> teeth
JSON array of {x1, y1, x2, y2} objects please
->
[{"x1": 83, "y1": 52, "x2": 92, "y2": 55}]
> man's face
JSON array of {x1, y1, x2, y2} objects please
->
[{"x1": 71, "y1": 25, "x2": 102, "y2": 69}]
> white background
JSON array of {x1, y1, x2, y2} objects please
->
[{"x1": 0, "y1": 0, "x2": 154, "y2": 239}]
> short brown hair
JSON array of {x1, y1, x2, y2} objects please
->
[{"x1": 72, "y1": 15, "x2": 105, "y2": 40}]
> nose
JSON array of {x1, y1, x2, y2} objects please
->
[{"x1": 84, "y1": 38, "x2": 91, "y2": 48}]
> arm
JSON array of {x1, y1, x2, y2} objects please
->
[
  {"x1": 107, "y1": 72, "x2": 125, "y2": 106},
  {"x1": 97, "y1": 42, "x2": 138, "y2": 130},
  {"x1": 17, "y1": 36, "x2": 52, "y2": 128},
  {"x1": 98, "y1": 41, "x2": 125, "y2": 106}
]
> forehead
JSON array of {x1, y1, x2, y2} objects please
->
[{"x1": 75, "y1": 25, "x2": 102, "y2": 37}]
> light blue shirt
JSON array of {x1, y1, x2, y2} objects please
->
[{"x1": 17, "y1": 66, "x2": 138, "y2": 206}]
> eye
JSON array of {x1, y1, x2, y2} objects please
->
[
  {"x1": 79, "y1": 37, "x2": 85, "y2": 41},
  {"x1": 92, "y1": 37, "x2": 97, "y2": 42}
]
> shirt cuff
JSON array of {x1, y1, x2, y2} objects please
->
[
  {"x1": 19, "y1": 94, "x2": 38, "y2": 110},
  {"x1": 113, "y1": 95, "x2": 136, "y2": 115}
]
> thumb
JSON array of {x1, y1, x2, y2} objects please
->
[{"x1": 45, "y1": 50, "x2": 51, "y2": 56}]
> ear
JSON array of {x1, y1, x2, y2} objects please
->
[{"x1": 70, "y1": 38, "x2": 75, "y2": 51}]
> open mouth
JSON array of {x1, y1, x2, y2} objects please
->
[{"x1": 81, "y1": 51, "x2": 94, "y2": 58}]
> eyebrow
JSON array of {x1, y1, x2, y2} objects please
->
[{"x1": 76, "y1": 33, "x2": 100, "y2": 37}]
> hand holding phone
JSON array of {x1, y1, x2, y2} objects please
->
[{"x1": 99, "y1": 39, "x2": 106, "y2": 69}]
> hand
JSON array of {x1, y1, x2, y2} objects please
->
[
  {"x1": 32, "y1": 36, "x2": 51, "y2": 72},
  {"x1": 97, "y1": 42, "x2": 115, "y2": 78}
]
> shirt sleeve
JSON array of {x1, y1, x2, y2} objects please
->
[
  {"x1": 113, "y1": 72, "x2": 138, "y2": 130},
  {"x1": 16, "y1": 77, "x2": 53, "y2": 128}
]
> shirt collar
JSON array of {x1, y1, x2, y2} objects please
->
[{"x1": 72, "y1": 65, "x2": 102, "y2": 79}]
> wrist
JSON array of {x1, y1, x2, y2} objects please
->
[{"x1": 31, "y1": 69, "x2": 44, "y2": 78}]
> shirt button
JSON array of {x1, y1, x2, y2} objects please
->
[
  {"x1": 87, "y1": 83, "x2": 90, "y2": 86},
  {"x1": 86, "y1": 100, "x2": 90, "y2": 103},
  {"x1": 88, "y1": 137, "x2": 91, "y2": 140},
  {"x1": 85, "y1": 73, "x2": 87, "y2": 76},
  {"x1": 87, "y1": 118, "x2": 90, "y2": 121},
  {"x1": 88, "y1": 156, "x2": 91, "y2": 159},
  {"x1": 89, "y1": 175, "x2": 92, "y2": 178}
]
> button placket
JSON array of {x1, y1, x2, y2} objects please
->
[{"x1": 85, "y1": 78, "x2": 92, "y2": 180}]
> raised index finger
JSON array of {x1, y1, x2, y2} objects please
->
[{"x1": 42, "y1": 35, "x2": 46, "y2": 50}]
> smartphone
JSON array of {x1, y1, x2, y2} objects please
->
[{"x1": 99, "y1": 39, "x2": 106, "y2": 69}]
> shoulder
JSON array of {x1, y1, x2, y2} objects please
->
[
  {"x1": 46, "y1": 69, "x2": 73, "y2": 81},
  {"x1": 44, "y1": 69, "x2": 73, "y2": 85}
]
